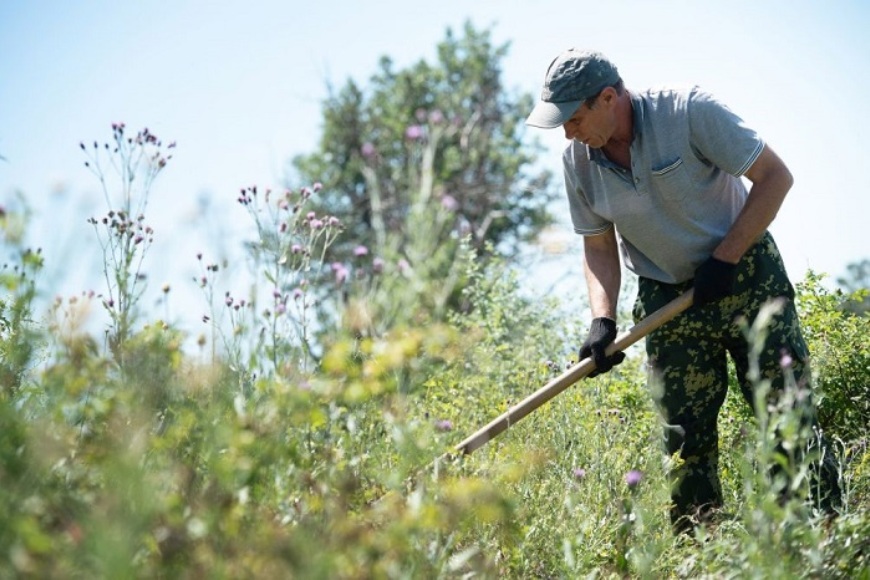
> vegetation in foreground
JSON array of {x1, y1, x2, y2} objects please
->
[{"x1": 2, "y1": 24, "x2": 869, "y2": 578}]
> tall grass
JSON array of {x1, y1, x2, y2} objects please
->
[{"x1": 1, "y1": 126, "x2": 868, "y2": 578}]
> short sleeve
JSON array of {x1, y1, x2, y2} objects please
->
[
  {"x1": 563, "y1": 146, "x2": 612, "y2": 235},
  {"x1": 687, "y1": 88, "x2": 764, "y2": 177}
]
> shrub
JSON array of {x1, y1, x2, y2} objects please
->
[{"x1": 796, "y1": 271, "x2": 870, "y2": 444}]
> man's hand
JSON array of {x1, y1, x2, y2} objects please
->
[
  {"x1": 693, "y1": 256, "x2": 737, "y2": 307},
  {"x1": 579, "y1": 317, "x2": 625, "y2": 377}
]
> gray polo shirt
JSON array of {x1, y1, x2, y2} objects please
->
[{"x1": 564, "y1": 85, "x2": 764, "y2": 284}]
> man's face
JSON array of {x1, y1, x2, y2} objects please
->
[{"x1": 561, "y1": 92, "x2": 614, "y2": 148}]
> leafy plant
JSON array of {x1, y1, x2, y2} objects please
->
[
  {"x1": 292, "y1": 22, "x2": 557, "y2": 268},
  {"x1": 796, "y1": 271, "x2": 870, "y2": 443},
  {"x1": 2, "y1": 97, "x2": 869, "y2": 580},
  {"x1": 0, "y1": 198, "x2": 44, "y2": 397}
]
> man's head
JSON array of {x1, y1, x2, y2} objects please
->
[{"x1": 526, "y1": 49, "x2": 621, "y2": 129}]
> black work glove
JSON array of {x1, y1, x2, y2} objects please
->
[
  {"x1": 693, "y1": 256, "x2": 738, "y2": 307},
  {"x1": 579, "y1": 317, "x2": 626, "y2": 377}
]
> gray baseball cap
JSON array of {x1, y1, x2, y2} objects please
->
[{"x1": 526, "y1": 49, "x2": 620, "y2": 129}]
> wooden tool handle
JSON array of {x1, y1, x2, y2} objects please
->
[{"x1": 454, "y1": 289, "x2": 694, "y2": 455}]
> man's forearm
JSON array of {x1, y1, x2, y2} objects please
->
[
  {"x1": 583, "y1": 228, "x2": 621, "y2": 319},
  {"x1": 714, "y1": 146, "x2": 793, "y2": 264}
]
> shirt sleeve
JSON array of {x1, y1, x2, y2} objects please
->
[
  {"x1": 563, "y1": 145, "x2": 612, "y2": 235},
  {"x1": 687, "y1": 87, "x2": 764, "y2": 177}
]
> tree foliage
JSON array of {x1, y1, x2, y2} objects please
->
[{"x1": 291, "y1": 22, "x2": 557, "y2": 266}]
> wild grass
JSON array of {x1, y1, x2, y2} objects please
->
[{"x1": 1, "y1": 126, "x2": 868, "y2": 578}]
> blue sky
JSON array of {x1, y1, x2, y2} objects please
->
[{"x1": 1, "y1": 1, "x2": 868, "y2": 329}]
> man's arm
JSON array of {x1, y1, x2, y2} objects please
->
[
  {"x1": 583, "y1": 227, "x2": 621, "y2": 319},
  {"x1": 712, "y1": 145, "x2": 794, "y2": 264}
]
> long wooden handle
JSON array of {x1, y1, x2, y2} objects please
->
[{"x1": 454, "y1": 289, "x2": 694, "y2": 455}]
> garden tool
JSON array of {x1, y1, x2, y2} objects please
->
[
  {"x1": 369, "y1": 290, "x2": 693, "y2": 508},
  {"x1": 454, "y1": 289, "x2": 694, "y2": 454}
]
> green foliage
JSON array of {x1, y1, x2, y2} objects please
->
[
  {"x1": 4, "y1": 221, "x2": 870, "y2": 577},
  {"x1": 796, "y1": 271, "x2": 870, "y2": 443},
  {"x1": 197, "y1": 183, "x2": 344, "y2": 380},
  {"x1": 3, "y1": 117, "x2": 870, "y2": 578},
  {"x1": 1, "y1": 200, "x2": 44, "y2": 397},
  {"x1": 292, "y1": 22, "x2": 557, "y2": 266}
]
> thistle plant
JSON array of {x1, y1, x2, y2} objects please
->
[
  {"x1": 81, "y1": 124, "x2": 173, "y2": 361},
  {"x1": 0, "y1": 199, "x2": 44, "y2": 397},
  {"x1": 198, "y1": 183, "x2": 342, "y2": 381}
]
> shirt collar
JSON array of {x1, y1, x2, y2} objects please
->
[{"x1": 585, "y1": 90, "x2": 643, "y2": 168}]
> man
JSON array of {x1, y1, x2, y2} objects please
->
[{"x1": 526, "y1": 49, "x2": 840, "y2": 531}]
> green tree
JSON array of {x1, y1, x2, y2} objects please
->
[{"x1": 291, "y1": 22, "x2": 557, "y2": 268}]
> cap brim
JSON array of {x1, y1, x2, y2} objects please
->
[{"x1": 525, "y1": 100, "x2": 582, "y2": 128}]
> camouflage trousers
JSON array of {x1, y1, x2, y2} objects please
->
[{"x1": 632, "y1": 232, "x2": 841, "y2": 529}]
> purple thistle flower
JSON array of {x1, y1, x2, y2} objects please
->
[
  {"x1": 353, "y1": 245, "x2": 369, "y2": 257},
  {"x1": 405, "y1": 125, "x2": 424, "y2": 140},
  {"x1": 310, "y1": 219, "x2": 323, "y2": 229},
  {"x1": 779, "y1": 349, "x2": 794, "y2": 369},
  {"x1": 291, "y1": 244, "x2": 302, "y2": 254},
  {"x1": 335, "y1": 266, "x2": 348, "y2": 285},
  {"x1": 276, "y1": 303, "x2": 286, "y2": 315},
  {"x1": 573, "y1": 468, "x2": 587, "y2": 480},
  {"x1": 313, "y1": 182, "x2": 322, "y2": 193},
  {"x1": 328, "y1": 216, "x2": 341, "y2": 227},
  {"x1": 372, "y1": 257, "x2": 385, "y2": 274},
  {"x1": 306, "y1": 211, "x2": 316, "y2": 220},
  {"x1": 428, "y1": 109, "x2": 444, "y2": 124},
  {"x1": 361, "y1": 142, "x2": 376, "y2": 158},
  {"x1": 440, "y1": 194, "x2": 459, "y2": 212},
  {"x1": 293, "y1": 288, "x2": 303, "y2": 300},
  {"x1": 625, "y1": 470, "x2": 643, "y2": 489},
  {"x1": 397, "y1": 258, "x2": 410, "y2": 273},
  {"x1": 435, "y1": 419, "x2": 453, "y2": 432}
]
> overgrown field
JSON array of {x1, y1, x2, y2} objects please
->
[{"x1": 2, "y1": 118, "x2": 869, "y2": 577}]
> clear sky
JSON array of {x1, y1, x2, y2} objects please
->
[{"x1": 1, "y1": 1, "x2": 868, "y2": 330}]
